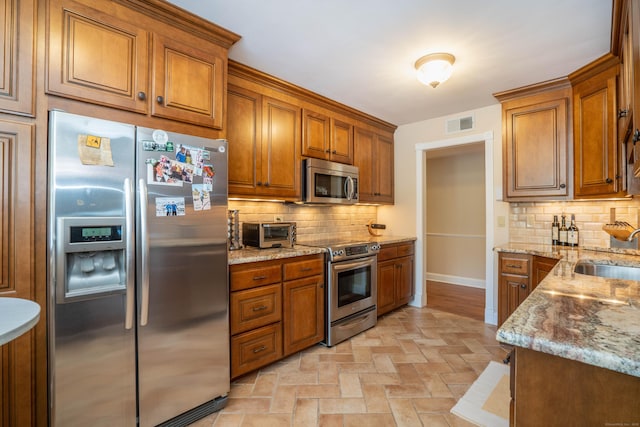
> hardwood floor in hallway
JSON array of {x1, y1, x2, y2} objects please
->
[
  {"x1": 190, "y1": 306, "x2": 509, "y2": 426},
  {"x1": 426, "y1": 281, "x2": 485, "y2": 322}
]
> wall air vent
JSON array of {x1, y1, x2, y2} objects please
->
[{"x1": 446, "y1": 114, "x2": 475, "y2": 134}]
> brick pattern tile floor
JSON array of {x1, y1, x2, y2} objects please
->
[{"x1": 190, "y1": 307, "x2": 510, "y2": 427}]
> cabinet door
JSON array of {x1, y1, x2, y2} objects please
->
[
  {"x1": 0, "y1": 0, "x2": 35, "y2": 116},
  {"x1": 47, "y1": 0, "x2": 149, "y2": 113},
  {"x1": 376, "y1": 133, "x2": 394, "y2": 203},
  {"x1": 330, "y1": 117, "x2": 354, "y2": 164},
  {"x1": 503, "y1": 95, "x2": 569, "y2": 199},
  {"x1": 0, "y1": 120, "x2": 35, "y2": 427},
  {"x1": 395, "y1": 256, "x2": 414, "y2": 306},
  {"x1": 151, "y1": 33, "x2": 225, "y2": 128},
  {"x1": 302, "y1": 109, "x2": 330, "y2": 160},
  {"x1": 283, "y1": 276, "x2": 324, "y2": 356},
  {"x1": 377, "y1": 260, "x2": 396, "y2": 316},
  {"x1": 354, "y1": 127, "x2": 375, "y2": 201},
  {"x1": 498, "y1": 274, "x2": 529, "y2": 326},
  {"x1": 227, "y1": 85, "x2": 261, "y2": 196},
  {"x1": 574, "y1": 65, "x2": 620, "y2": 197},
  {"x1": 260, "y1": 96, "x2": 300, "y2": 199},
  {"x1": 354, "y1": 127, "x2": 394, "y2": 204},
  {"x1": 532, "y1": 256, "x2": 558, "y2": 289}
]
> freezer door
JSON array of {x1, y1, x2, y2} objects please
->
[
  {"x1": 48, "y1": 111, "x2": 137, "y2": 426},
  {"x1": 135, "y1": 128, "x2": 229, "y2": 426}
]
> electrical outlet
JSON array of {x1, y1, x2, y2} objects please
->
[
  {"x1": 526, "y1": 214, "x2": 535, "y2": 228},
  {"x1": 497, "y1": 216, "x2": 506, "y2": 227}
]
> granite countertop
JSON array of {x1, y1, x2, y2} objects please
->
[
  {"x1": 496, "y1": 244, "x2": 640, "y2": 378},
  {"x1": 228, "y1": 235, "x2": 416, "y2": 265}
]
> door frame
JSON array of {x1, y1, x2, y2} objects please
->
[{"x1": 413, "y1": 131, "x2": 496, "y2": 324}]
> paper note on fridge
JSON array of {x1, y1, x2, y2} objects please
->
[{"x1": 77, "y1": 134, "x2": 114, "y2": 166}]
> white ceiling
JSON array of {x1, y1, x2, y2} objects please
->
[{"x1": 167, "y1": 0, "x2": 613, "y2": 127}]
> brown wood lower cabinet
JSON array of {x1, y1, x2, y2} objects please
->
[
  {"x1": 498, "y1": 252, "x2": 559, "y2": 326},
  {"x1": 229, "y1": 254, "x2": 324, "y2": 379},
  {"x1": 377, "y1": 241, "x2": 415, "y2": 316},
  {"x1": 511, "y1": 347, "x2": 640, "y2": 426}
]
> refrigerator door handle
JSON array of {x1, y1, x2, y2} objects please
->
[
  {"x1": 139, "y1": 178, "x2": 150, "y2": 326},
  {"x1": 124, "y1": 178, "x2": 135, "y2": 330}
]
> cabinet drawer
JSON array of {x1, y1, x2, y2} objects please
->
[
  {"x1": 283, "y1": 256, "x2": 324, "y2": 281},
  {"x1": 377, "y1": 246, "x2": 398, "y2": 262},
  {"x1": 230, "y1": 284, "x2": 281, "y2": 334},
  {"x1": 500, "y1": 255, "x2": 530, "y2": 275},
  {"x1": 396, "y1": 243, "x2": 414, "y2": 257},
  {"x1": 231, "y1": 323, "x2": 282, "y2": 379},
  {"x1": 230, "y1": 264, "x2": 282, "y2": 291}
]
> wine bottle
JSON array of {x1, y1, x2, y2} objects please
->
[
  {"x1": 559, "y1": 214, "x2": 568, "y2": 246},
  {"x1": 568, "y1": 214, "x2": 579, "y2": 247},
  {"x1": 552, "y1": 215, "x2": 559, "y2": 245}
]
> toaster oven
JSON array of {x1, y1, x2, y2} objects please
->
[{"x1": 242, "y1": 222, "x2": 296, "y2": 249}]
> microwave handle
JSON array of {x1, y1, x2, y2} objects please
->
[{"x1": 345, "y1": 176, "x2": 355, "y2": 200}]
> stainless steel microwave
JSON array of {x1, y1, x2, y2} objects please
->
[
  {"x1": 242, "y1": 222, "x2": 296, "y2": 249},
  {"x1": 303, "y1": 158, "x2": 359, "y2": 204}
]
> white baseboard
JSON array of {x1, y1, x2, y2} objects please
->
[{"x1": 425, "y1": 272, "x2": 485, "y2": 289}]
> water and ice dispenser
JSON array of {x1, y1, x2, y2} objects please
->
[{"x1": 56, "y1": 217, "x2": 127, "y2": 302}]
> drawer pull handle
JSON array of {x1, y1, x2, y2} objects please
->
[
  {"x1": 505, "y1": 264, "x2": 522, "y2": 269},
  {"x1": 300, "y1": 267, "x2": 312, "y2": 272},
  {"x1": 253, "y1": 275, "x2": 267, "y2": 280},
  {"x1": 252, "y1": 305, "x2": 268, "y2": 312},
  {"x1": 253, "y1": 345, "x2": 266, "y2": 354}
]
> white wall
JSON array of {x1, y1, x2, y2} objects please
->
[{"x1": 378, "y1": 103, "x2": 510, "y2": 324}]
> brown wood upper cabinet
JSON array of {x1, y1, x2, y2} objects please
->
[
  {"x1": 302, "y1": 108, "x2": 354, "y2": 164},
  {"x1": 354, "y1": 126, "x2": 394, "y2": 204},
  {"x1": 569, "y1": 55, "x2": 623, "y2": 198},
  {"x1": 0, "y1": 0, "x2": 35, "y2": 116},
  {"x1": 227, "y1": 84, "x2": 301, "y2": 200},
  {"x1": 47, "y1": 0, "x2": 235, "y2": 128},
  {"x1": 494, "y1": 79, "x2": 571, "y2": 201}
]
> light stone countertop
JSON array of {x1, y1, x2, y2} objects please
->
[
  {"x1": 228, "y1": 235, "x2": 416, "y2": 265},
  {"x1": 495, "y1": 243, "x2": 640, "y2": 377},
  {"x1": 0, "y1": 298, "x2": 40, "y2": 346}
]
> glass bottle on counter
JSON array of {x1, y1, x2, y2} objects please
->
[
  {"x1": 568, "y1": 214, "x2": 579, "y2": 247},
  {"x1": 559, "y1": 214, "x2": 568, "y2": 246},
  {"x1": 552, "y1": 215, "x2": 560, "y2": 245}
]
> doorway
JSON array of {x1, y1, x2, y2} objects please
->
[
  {"x1": 413, "y1": 131, "x2": 496, "y2": 324},
  {"x1": 424, "y1": 143, "x2": 485, "y2": 320}
]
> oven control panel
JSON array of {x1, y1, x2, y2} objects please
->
[{"x1": 329, "y1": 243, "x2": 380, "y2": 262}]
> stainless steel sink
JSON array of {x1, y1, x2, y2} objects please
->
[{"x1": 574, "y1": 261, "x2": 640, "y2": 281}]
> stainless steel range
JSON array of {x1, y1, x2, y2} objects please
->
[{"x1": 300, "y1": 238, "x2": 380, "y2": 347}]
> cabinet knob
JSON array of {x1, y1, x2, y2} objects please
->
[
  {"x1": 156, "y1": 95, "x2": 164, "y2": 104},
  {"x1": 325, "y1": 149, "x2": 331, "y2": 153},
  {"x1": 633, "y1": 129, "x2": 640, "y2": 144},
  {"x1": 606, "y1": 178, "x2": 613, "y2": 184},
  {"x1": 137, "y1": 91, "x2": 146, "y2": 100},
  {"x1": 332, "y1": 150, "x2": 337, "y2": 154},
  {"x1": 256, "y1": 181, "x2": 262, "y2": 186},
  {"x1": 618, "y1": 109, "x2": 629, "y2": 119},
  {"x1": 520, "y1": 283, "x2": 527, "y2": 289},
  {"x1": 264, "y1": 182, "x2": 270, "y2": 187},
  {"x1": 559, "y1": 183, "x2": 566, "y2": 189}
]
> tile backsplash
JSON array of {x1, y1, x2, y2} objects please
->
[
  {"x1": 509, "y1": 199, "x2": 640, "y2": 247},
  {"x1": 228, "y1": 200, "x2": 377, "y2": 242}
]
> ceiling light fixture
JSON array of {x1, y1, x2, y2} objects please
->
[{"x1": 414, "y1": 53, "x2": 455, "y2": 88}]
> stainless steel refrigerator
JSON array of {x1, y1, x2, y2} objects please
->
[{"x1": 47, "y1": 110, "x2": 229, "y2": 427}]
